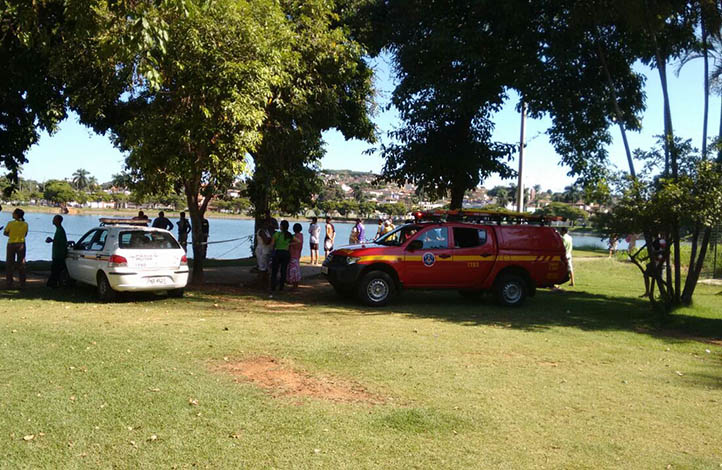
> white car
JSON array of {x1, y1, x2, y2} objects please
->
[{"x1": 66, "y1": 222, "x2": 189, "y2": 300}]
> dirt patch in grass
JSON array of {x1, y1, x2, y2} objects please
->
[{"x1": 213, "y1": 356, "x2": 386, "y2": 405}]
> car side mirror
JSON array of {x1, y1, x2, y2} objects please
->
[
  {"x1": 67, "y1": 241, "x2": 75, "y2": 248},
  {"x1": 406, "y1": 240, "x2": 423, "y2": 252}
]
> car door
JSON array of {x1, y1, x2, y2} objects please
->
[
  {"x1": 67, "y1": 229, "x2": 99, "y2": 284},
  {"x1": 71, "y1": 229, "x2": 108, "y2": 285},
  {"x1": 401, "y1": 226, "x2": 456, "y2": 287},
  {"x1": 451, "y1": 226, "x2": 496, "y2": 289}
]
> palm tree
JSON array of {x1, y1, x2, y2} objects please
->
[{"x1": 71, "y1": 168, "x2": 91, "y2": 190}]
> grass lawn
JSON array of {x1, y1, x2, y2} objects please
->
[{"x1": 1, "y1": 258, "x2": 721, "y2": 469}]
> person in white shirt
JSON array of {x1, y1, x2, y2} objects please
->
[
  {"x1": 561, "y1": 227, "x2": 575, "y2": 286},
  {"x1": 308, "y1": 217, "x2": 321, "y2": 265}
]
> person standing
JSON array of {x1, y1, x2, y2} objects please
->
[
  {"x1": 375, "y1": 219, "x2": 384, "y2": 240},
  {"x1": 152, "y1": 211, "x2": 174, "y2": 231},
  {"x1": 324, "y1": 216, "x2": 335, "y2": 258},
  {"x1": 45, "y1": 215, "x2": 68, "y2": 288},
  {"x1": 269, "y1": 220, "x2": 293, "y2": 295},
  {"x1": 561, "y1": 227, "x2": 575, "y2": 287},
  {"x1": 132, "y1": 210, "x2": 149, "y2": 221},
  {"x1": 4, "y1": 208, "x2": 28, "y2": 288},
  {"x1": 308, "y1": 217, "x2": 321, "y2": 265},
  {"x1": 254, "y1": 219, "x2": 273, "y2": 275},
  {"x1": 608, "y1": 235, "x2": 618, "y2": 258},
  {"x1": 287, "y1": 223, "x2": 304, "y2": 289},
  {"x1": 177, "y1": 212, "x2": 191, "y2": 250},
  {"x1": 354, "y1": 218, "x2": 365, "y2": 243},
  {"x1": 349, "y1": 224, "x2": 359, "y2": 244}
]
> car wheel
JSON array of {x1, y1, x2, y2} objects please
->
[
  {"x1": 97, "y1": 272, "x2": 117, "y2": 302},
  {"x1": 495, "y1": 274, "x2": 527, "y2": 307},
  {"x1": 168, "y1": 288, "x2": 184, "y2": 298},
  {"x1": 357, "y1": 271, "x2": 395, "y2": 307}
]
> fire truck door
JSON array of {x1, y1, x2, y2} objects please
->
[
  {"x1": 402, "y1": 227, "x2": 456, "y2": 287},
  {"x1": 451, "y1": 227, "x2": 495, "y2": 288}
]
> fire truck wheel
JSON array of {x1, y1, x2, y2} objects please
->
[
  {"x1": 358, "y1": 271, "x2": 395, "y2": 307},
  {"x1": 495, "y1": 274, "x2": 527, "y2": 307}
]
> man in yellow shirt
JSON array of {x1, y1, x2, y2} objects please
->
[{"x1": 4, "y1": 208, "x2": 28, "y2": 288}]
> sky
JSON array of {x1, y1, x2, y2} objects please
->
[{"x1": 20, "y1": 52, "x2": 719, "y2": 193}]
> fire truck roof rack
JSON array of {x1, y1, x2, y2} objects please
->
[{"x1": 415, "y1": 209, "x2": 566, "y2": 226}]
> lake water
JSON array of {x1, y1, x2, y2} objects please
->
[{"x1": 0, "y1": 211, "x2": 622, "y2": 261}]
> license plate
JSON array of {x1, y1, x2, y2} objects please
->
[
  {"x1": 146, "y1": 277, "x2": 169, "y2": 286},
  {"x1": 321, "y1": 266, "x2": 328, "y2": 274}
]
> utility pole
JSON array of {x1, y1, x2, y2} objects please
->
[{"x1": 516, "y1": 101, "x2": 527, "y2": 213}]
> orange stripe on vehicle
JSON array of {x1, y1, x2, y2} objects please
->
[
  {"x1": 358, "y1": 255, "x2": 400, "y2": 263},
  {"x1": 454, "y1": 255, "x2": 497, "y2": 262}
]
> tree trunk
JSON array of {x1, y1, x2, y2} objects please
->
[
  {"x1": 449, "y1": 184, "x2": 465, "y2": 210},
  {"x1": 184, "y1": 180, "x2": 210, "y2": 284},
  {"x1": 651, "y1": 32, "x2": 682, "y2": 304},
  {"x1": 702, "y1": 22, "x2": 710, "y2": 159},
  {"x1": 597, "y1": 43, "x2": 636, "y2": 178},
  {"x1": 681, "y1": 227, "x2": 712, "y2": 304}
]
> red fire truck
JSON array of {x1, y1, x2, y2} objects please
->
[{"x1": 321, "y1": 209, "x2": 569, "y2": 307}]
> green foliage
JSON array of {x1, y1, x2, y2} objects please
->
[
  {"x1": 536, "y1": 202, "x2": 589, "y2": 222},
  {"x1": 42, "y1": 180, "x2": 76, "y2": 204},
  {"x1": 248, "y1": 0, "x2": 375, "y2": 217},
  {"x1": 71, "y1": 169, "x2": 91, "y2": 190},
  {"x1": 372, "y1": 1, "x2": 523, "y2": 208}
]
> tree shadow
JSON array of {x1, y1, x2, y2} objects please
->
[
  {"x1": 229, "y1": 279, "x2": 722, "y2": 345},
  {"x1": 0, "y1": 276, "x2": 181, "y2": 305}
]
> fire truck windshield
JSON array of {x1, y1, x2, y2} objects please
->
[{"x1": 375, "y1": 224, "x2": 421, "y2": 246}]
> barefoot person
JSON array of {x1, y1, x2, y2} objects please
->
[
  {"x1": 45, "y1": 215, "x2": 68, "y2": 288},
  {"x1": 4, "y1": 208, "x2": 28, "y2": 288}
]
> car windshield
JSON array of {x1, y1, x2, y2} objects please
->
[
  {"x1": 119, "y1": 230, "x2": 180, "y2": 249},
  {"x1": 375, "y1": 224, "x2": 421, "y2": 246}
]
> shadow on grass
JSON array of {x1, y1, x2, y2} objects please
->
[
  {"x1": 201, "y1": 278, "x2": 722, "y2": 345},
  {"x1": 0, "y1": 275, "x2": 182, "y2": 305},
  {"x1": 4, "y1": 273, "x2": 722, "y2": 345}
]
